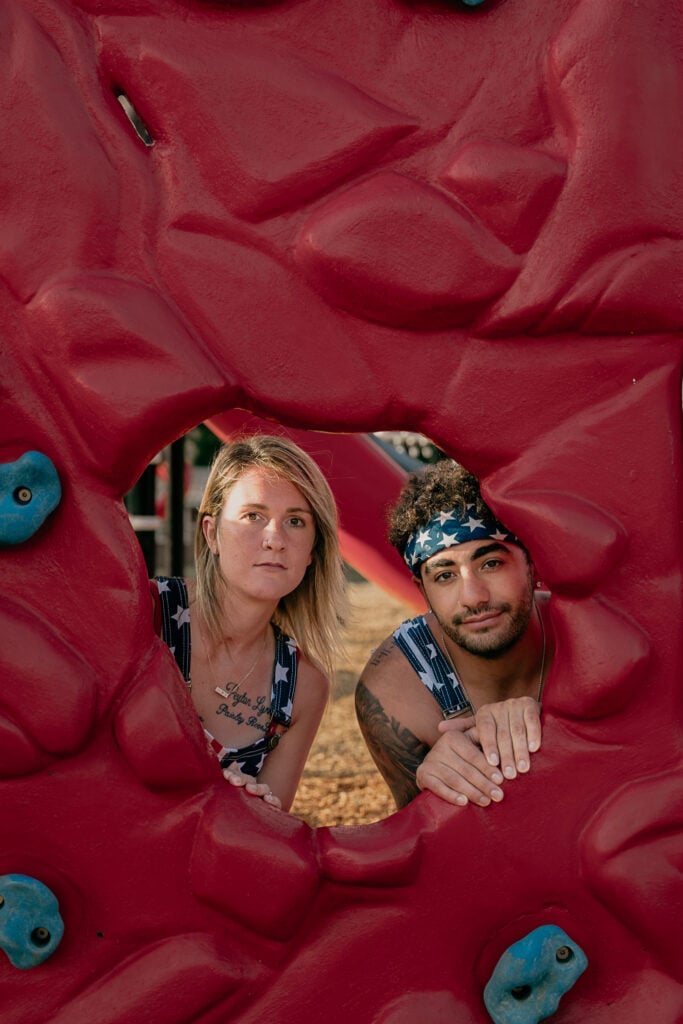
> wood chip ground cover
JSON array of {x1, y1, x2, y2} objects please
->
[{"x1": 290, "y1": 580, "x2": 413, "y2": 828}]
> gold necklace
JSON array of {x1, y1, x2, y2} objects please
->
[
  {"x1": 206, "y1": 627, "x2": 269, "y2": 701},
  {"x1": 439, "y1": 603, "x2": 547, "y2": 714}
]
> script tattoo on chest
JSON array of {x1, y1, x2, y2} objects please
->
[
  {"x1": 215, "y1": 682, "x2": 273, "y2": 734},
  {"x1": 355, "y1": 680, "x2": 430, "y2": 808}
]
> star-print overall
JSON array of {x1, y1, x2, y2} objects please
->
[
  {"x1": 153, "y1": 576, "x2": 298, "y2": 776},
  {"x1": 393, "y1": 615, "x2": 473, "y2": 717}
]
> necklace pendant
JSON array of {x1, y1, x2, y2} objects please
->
[{"x1": 215, "y1": 686, "x2": 230, "y2": 699}]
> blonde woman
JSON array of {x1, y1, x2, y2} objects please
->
[{"x1": 151, "y1": 435, "x2": 345, "y2": 812}]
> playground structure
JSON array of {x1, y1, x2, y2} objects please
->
[{"x1": 2, "y1": 1, "x2": 683, "y2": 1022}]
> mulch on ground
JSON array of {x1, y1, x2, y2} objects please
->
[{"x1": 290, "y1": 580, "x2": 413, "y2": 828}]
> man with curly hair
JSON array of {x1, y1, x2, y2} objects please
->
[{"x1": 355, "y1": 461, "x2": 553, "y2": 809}]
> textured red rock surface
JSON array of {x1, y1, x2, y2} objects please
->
[{"x1": 3, "y1": 2, "x2": 683, "y2": 1022}]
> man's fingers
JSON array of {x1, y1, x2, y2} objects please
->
[
  {"x1": 417, "y1": 745, "x2": 505, "y2": 807},
  {"x1": 417, "y1": 763, "x2": 505, "y2": 806},
  {"x1": 474, "y1": 713, "x2": 502, "y2": 768},
  {"x1": 524, "y1": 701, "x2": 542, "y2": 753},
  {"x1": 475, "y1": 698, "x2": 542, "y2": 777},
  {"x1": 476, "y1": 709, "x2": 516, "y2": 777},
  {"x1": 510, "y1": 699, "x2": 542, "y2": 771},
  {"x1": 437, "y1": 715, "x2": 476, "y2": 735}
]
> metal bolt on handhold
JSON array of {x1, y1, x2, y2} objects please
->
[
  {"x1": 0, "y1": 452, "x2": 62, "y2": 544},
  {"x1": 0, "y1": 875, "x2": 64, "y2": 969},
  {"x1": 484, "y1": 924, "x2": 588, "y2": 1024},
  {"x1": 31, "y1": 927, "x2": 51, "y2": 947}
]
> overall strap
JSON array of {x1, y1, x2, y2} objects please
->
[
  {"x1": 154, "y1": 576, "x2": 191, "y2": 684},
  {"x1": 393, "y1": 615, "x2": 472, "y2": 718},
  {"x1": 270, "y1": 625, "x2": 298, "y2": 727}
]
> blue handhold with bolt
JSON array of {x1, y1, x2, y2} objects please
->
[
  {"x1": 0, "y1": 451, "x2": 61, "y2": 544},
  {"x1": 0, "y1": 874, "x2": 65, "y2": 968},
  {"x1": 484, "y1": 924, "x2": 588, "y2": 1024}
]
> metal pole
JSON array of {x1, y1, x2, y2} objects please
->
[
  {"x1": 169, "y1": 437, "x2": 186, "y2": 578},
  {"x1": 125, "y1": 462, "x2": 158, "y2": 576}
]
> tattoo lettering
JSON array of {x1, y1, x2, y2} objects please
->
[
  {"x1": 368, "y1": 637, "x2": 396, "y2": 669},
  {"x1": 215, "y1": 684, "x2": 273, "y2": 735},
  {"x1": 355, "y1": 680, "x2": 430, "y2": 809}
]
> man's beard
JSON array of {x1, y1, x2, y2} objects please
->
[{"x1": 440, "y1": 583, "x2": 536, "y2": 660}]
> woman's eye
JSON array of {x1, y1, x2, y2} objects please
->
[
  {"x1": 244, "y1": 511, "x2": 260, "y2": 521},
  {"x1": 288, "y1": 517, "x2": 304, "y2": 527}
]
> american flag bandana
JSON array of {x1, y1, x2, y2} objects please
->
[{"x1": 402, "y1": 503, "x2": 519, "y2": 574}]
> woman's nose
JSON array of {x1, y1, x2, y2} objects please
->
[{"x1": 263, "y1": 521, "x2": 285, "y2": 549}]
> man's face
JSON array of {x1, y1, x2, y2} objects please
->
[{"x1": 418, "y1": 539, "x2": 535, "y2": 660}]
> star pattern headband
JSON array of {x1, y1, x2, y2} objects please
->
[{"x1": 402, "y1": 504, "x2": 519, "y2": 573}]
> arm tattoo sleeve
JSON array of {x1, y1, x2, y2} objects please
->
[{"x1": 355, "y1": 680, "x2": 431, "y2": 809}]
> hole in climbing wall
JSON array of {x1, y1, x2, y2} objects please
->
[
  {"x1": 129, "y1": 412, "x2": 554, "y2": 829},
  {"x1": 132, "y1": 417, "x2": 550, "y2": 830},
  {"x1": 114, "y1": 89, "x2": 154, "y2": 146},
  {"x1": 129, "y1": 411, "x2": 557, "y2": 835}
]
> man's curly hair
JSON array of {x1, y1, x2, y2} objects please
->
[{"x1": 388, "y1": 461, "x2": 497, "y2": 559}]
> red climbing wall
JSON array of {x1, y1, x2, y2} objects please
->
[{"x1": 2, "y1": 1, "x2": 682, "y2": 1022}]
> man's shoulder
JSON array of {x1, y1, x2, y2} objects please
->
[
  {"x1": 359, "y1": 617, "x2": 424, "y2": 691},
  {"x1": 360, "y1": 632, "x2": 400, "y2": 677}
]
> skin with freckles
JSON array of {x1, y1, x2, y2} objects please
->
[
  {"x1": 153, "y1": 457, "x2": 337, "y2": 813},
  {"x1": 195, "y1": 468, "x2": 324, "y2": 811}
]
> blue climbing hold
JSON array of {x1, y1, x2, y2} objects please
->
[
  {"x1": 0, "y1": 451, "x2": 61, "y2": 544},
  {"x1": 0, "y1": 874, "x2": 65, "y2": 969},
  {"x1": 484, "y1": 924, "x2": 588, "y2": 1024}
]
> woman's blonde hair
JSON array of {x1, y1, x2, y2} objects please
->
[{"x1": 194, "y1": 434, "x2": 346, "y2": 678}]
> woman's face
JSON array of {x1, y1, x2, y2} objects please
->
[{"x1": 202, "y1": 466, "x2": 316, "y2": 604}]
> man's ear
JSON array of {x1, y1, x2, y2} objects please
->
[
  {"x1": 530, "y1": 561, "x2": 546, "y2": 590},
  {"x1": 413, "y1": 574, "x2": 431, "y2": 612},
  {"x1": 202, "y1": 514, "x2": 218, "y2": 554}
]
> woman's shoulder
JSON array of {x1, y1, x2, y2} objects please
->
[{"x1": 292, "y1": 651, "x2": 331, "y2": 708}]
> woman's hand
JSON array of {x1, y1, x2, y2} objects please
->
[{"x1": 222, "y1": 764, "x2": 282, "y2": 809}]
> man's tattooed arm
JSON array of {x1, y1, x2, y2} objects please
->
[{"x1": 355, "y1": 679, "x2": 430, "y2": 809}]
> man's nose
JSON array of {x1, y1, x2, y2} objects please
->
[{"x1": 459, "y1": 572, "x2": 489, "y2": 608}]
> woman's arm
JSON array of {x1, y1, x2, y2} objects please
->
[{"x1": 251, "y1": 659, "x2": 330, "y2": 813}]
